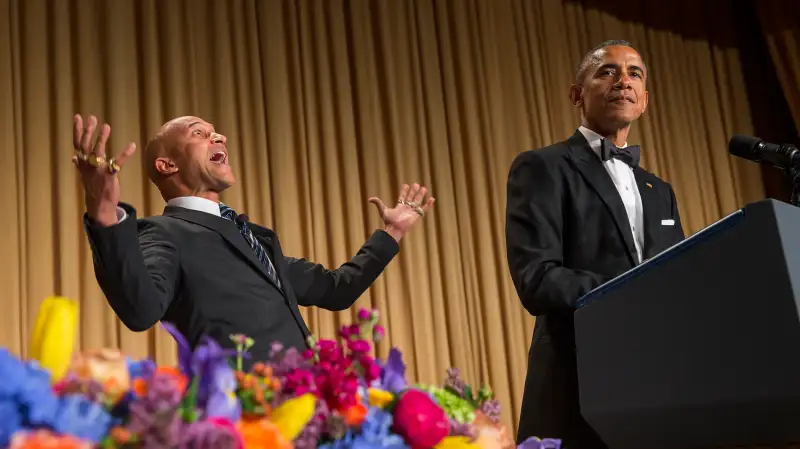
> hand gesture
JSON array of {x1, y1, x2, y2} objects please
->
[
  {"x1": 369, "y1": 183, "x2": 435, "y2": 242},
  {"x1": 72, "y1": 114, "x2": 137, "y2": 226}
]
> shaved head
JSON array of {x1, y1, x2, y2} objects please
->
[
  {"x1": 144, "y1": 116, "x2": 199, "y2": 184},
  {"x1": 143, "y1": 116, "x2": 233, "y2": 201}
]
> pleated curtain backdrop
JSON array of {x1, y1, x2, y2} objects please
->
[{"x1": 0, "y1": 0, "x2": 787, "y2": 432}]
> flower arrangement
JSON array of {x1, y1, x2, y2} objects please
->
[{"x1": 1, "y1": 298, "x2": 562, "y2": 449}]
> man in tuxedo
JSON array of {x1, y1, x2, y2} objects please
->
[
  {"x1": 506, "y1": 40, "x2": 685, "y2": 448},
  {"x1": 72, "y1": 114, "x2": 434, "y2": 364}
]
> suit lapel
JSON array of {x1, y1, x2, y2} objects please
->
[
  {"x1": 162, "y1": 206, "x2": 282, "y2": 291},
  {"x1": 634, "y1": 169, "x2": 661, "y2": 259},
  {"x1": 567, "y1": 132, "x2": 638, "y2": 266}
]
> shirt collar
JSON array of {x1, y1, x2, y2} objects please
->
[{"x1": 166, "y1": 196, "x2": 221, "y2": 217}]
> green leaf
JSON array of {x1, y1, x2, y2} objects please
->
[{"x1": 181, "y1": 375, "x2": 201, "y2": 423}]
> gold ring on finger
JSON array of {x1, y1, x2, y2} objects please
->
[
  {"x1": 74, "y1": 150, "x2": 88, "y2": 161},
  {"x1": 87, "y1": 153, "x2": 106, "y2": 168},
  {"x1": 107, "y1": 158, "x2": 121, "y2": 175},
  {"x1": 414, "y1": 206, "x2": 424, "y2": 217}
]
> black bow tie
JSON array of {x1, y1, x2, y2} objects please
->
[{"x1": 600, "y1": 139, "x2": 640, "y2": 168}]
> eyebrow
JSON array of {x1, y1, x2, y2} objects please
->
[
  {"x1": 595, "y1": 63, "x2": 645, "y2": 74},
  {"x1": 187, "y1": 121, "x2": 204, "y2": 130}
]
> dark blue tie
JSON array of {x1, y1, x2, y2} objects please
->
[
  {"x1": 219, "y1": 204, "x2": 281, "y2": 289},
  {"x1": 601, "y1": 138, "x2": 641, "y2": 168}
]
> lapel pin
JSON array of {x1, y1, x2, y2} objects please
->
[{"x1": 645, "y1": 182, "x2": 653, "y2": 188}]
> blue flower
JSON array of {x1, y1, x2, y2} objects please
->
[
  {"x1": 52, "y1": 394, "x2": 113, "y2": 444},
  {"x1": 127, "y1": 357, "x2": 156, "y2": 380},
  {"x1": 17, "y1": 361, "x2": 59, "y2": 427},
  {"x1": 0, "y1": 349, "x2": 26, "y2": 398},
  {"x1": 0, "y1": 399, "x2": 22, "y2": 447},
  {"x1": 320, "y1": 407, "x2": 410, "y2": 449}
]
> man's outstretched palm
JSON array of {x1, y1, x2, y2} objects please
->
[{"x1": 369, "y1": 183, "x2": 435, "y2": 240}]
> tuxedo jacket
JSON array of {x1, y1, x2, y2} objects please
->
[
  {"x1": 84, "y1": 203, "x2": 399, "y2": 365},
  {"x1": 505, "y1": 131, "x2": 685, "y2": 448}
]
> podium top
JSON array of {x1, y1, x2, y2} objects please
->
[{"x1": 575, "y1": 207, "x2": 746, "y2": 309}]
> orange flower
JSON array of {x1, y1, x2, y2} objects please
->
[
  {"x1": 10, "y1": 430, "x2": 92, "y2": 449},
  {"x1": 236, "y1": 417, "x2": 293, "y2": 449},
  {"x1": 132, "y1": 378, "x2": 148, "y2": 397},
  {"x1": 342, "y1": 401, "x2": 368, "y2": 427},
  {"x1": 155, "y1": 366, "x2": 188, "y2": 393}
]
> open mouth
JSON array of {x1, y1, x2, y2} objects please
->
[{"x1": 210, "y1": 150, "x2": 228, "y2": 165}]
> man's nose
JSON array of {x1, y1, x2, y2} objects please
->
[
  {"x1": 211, "y1": 133, "x2": 226, "y2": 145},
  {"x1": 614, "y1": 74, "x2": 633, "y2": 89}
]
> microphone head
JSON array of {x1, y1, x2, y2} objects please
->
[
  {"x1": 236, "y1": 213, "x2": 250, "y2": 223},
  {"x1": 729, "y1": 134, "x2": 764, "y2": 160}
]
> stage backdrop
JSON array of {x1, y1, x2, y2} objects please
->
[{"x1": 1, "y1": 0, "x2": 796, "y2": 433}]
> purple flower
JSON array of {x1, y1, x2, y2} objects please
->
[
  {"x1": 180, "y1": 419, "x2": 240, "y2": 449},
  {"x1": 449, "y1": 418, "x2": 475, "y2": 440},
  {"x1": 127, "y1": 358, "x2": 156, "y2": 381},
  {"x1": 127, "y1": 372, "x2": 184, "y2": 447},
  {"x1": 378, "y1": 348, "x2": 407, "y2": 393},
  {"x1": 518, "y1": 437, "x2": 563, "y2": 449},
  {"x1": 204, "y1": 362, "x2": 241, "y2": 422},
  {"x1": 160, "y1": 323, "x2": 239, "y2": 418},
  {"x1": 444, "y1": 368, "x2": 466, "y2": 397},
  {"x1": 52, "y1": 394, "x2": 113, "y2": 443},
  {"x1": 358, "y1": 308, "x2": 372, "y2": 321}
]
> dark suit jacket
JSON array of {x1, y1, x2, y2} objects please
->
[
  {"x1": 84, "y1": 203, "x2": 399, "y2": 365},
  {"x1": 505, "y1": 131, "x2": 685, "y2": 448}
]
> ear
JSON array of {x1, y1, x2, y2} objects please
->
[
  {"x1": 155, "y1": 157, "x2": 178, "y2": 175},
  {"x1": 569, "y1": 84, "x2": 583, "y2": 107},
  {"x1": 641, "y1": 90, "x2": 649, "y2": 114}
]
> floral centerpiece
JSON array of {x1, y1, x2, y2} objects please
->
[{"x1": 0, "y1": 297, "x2": 561, "y2": 449}]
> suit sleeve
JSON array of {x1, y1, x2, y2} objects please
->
[
  {"x1": 283, "y1": 230, "x2": 400, "y2": 311},
  {"x1": 84, "y1": 203, "x2": 179, "y2": 332},
  {"x1": 505, "y1": 151, "x2": 610, "y2": 316},
  {"x1": 668, "y1": 183, "x2": 686, "y2": 240}
]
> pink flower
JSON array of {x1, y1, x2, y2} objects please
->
[
  {"x1": 373, "y1": 325, "x2": 386, "y2": 341},
  {"x1": 347, "y1": 339, "x2": 371, "y2": 354},
  {"x1": 392, "y1": 390, "x2": 449, "y2": 449},
  {"x1": 358, "y1": 308, "x2": 371, "y2": 321},
  {"x1": 302, "y1": 349, "x2": 314, "y2": 360},
  {"x1": 207, "y1": 417, "x2": 245, "y2": 449}
]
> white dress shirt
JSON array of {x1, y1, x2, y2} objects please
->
[
  {"x1": 578, "y1": 126, "x2": 644, "y2": 263},
  {"x1": 116, "y1": 196, "x2": 222, "y2": 222}
]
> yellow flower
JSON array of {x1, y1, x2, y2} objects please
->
[
  {"x1": 269, "y1": 393, "x2": 317, "y2": 440},
  {"x1": 29, "y1": 296, "x2": 78, "y2": 382},
  {"x1": 367, "y1": 388, "x2": 394, "y2": 408},
  {"x1": 435, "y1": 436, "x2": 482, "y2": 449}
]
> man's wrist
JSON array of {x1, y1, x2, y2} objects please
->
[
  {"x1": 383, "y1": 225, "x2": 405, "y2": 243},
  {"x1": 88, "y1": 204, "x2": 120, "y2": 227}
]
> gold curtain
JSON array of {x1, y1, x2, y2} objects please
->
[
  {"x1": 0, "y1": 0, "x2": 766, "y2": 432},
  {"x1": 757, "y1": 0, "x2": 800, "y2": 128}
]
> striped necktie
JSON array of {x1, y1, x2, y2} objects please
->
[{"x1": 219, "y1": 204, "x2": 281, "y2": 289}]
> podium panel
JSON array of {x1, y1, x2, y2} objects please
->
[{"x1": 574, "y1": 199, "x2": 800, "y2": 449}]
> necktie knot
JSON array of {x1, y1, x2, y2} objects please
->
[
  {"x1": 600, "y1": 139, "x2": 640, "y2": 168},
  {"x1": 219, "y1": 203, "x2": 237, "y2": 222}
]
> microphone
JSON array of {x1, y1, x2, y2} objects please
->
[
  {"x1": 728, "y1": 134, "x2": 800, "y2": 172},
  {"x1": 235, "y1": 213, "x2": 250, "y2": 224}
]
